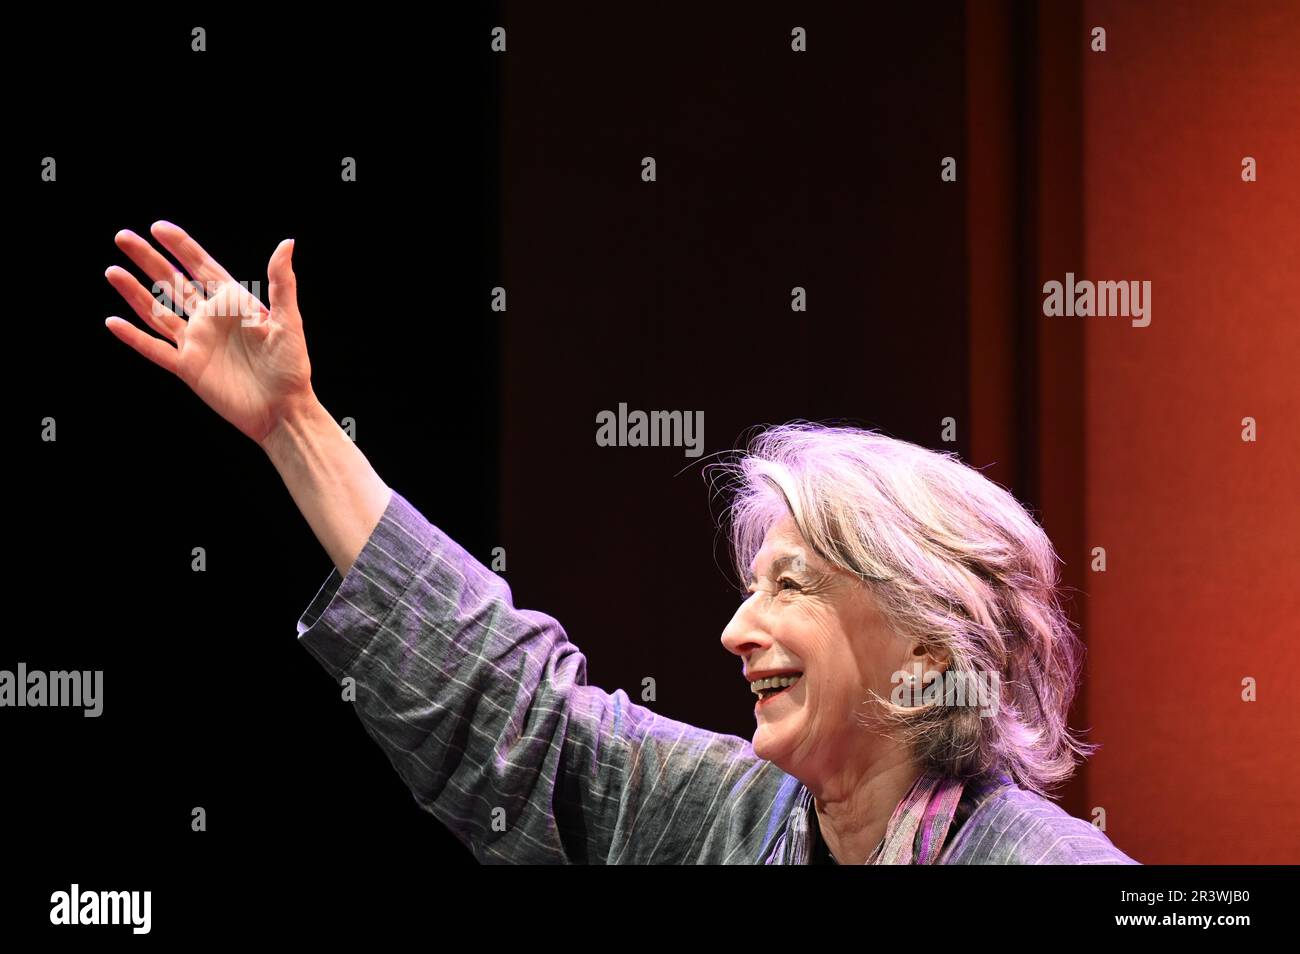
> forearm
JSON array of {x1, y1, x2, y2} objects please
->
[{"x1": 260, "y1": 390, "x2": 392, "y2": 576}]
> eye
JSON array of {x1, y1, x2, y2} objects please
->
[{"x1": 742, "y1": 578, "x2": 802, "y2": 602}]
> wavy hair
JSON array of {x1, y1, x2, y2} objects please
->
[{"x1": 709, "y1": 422, "x2": 1097, "y2": 797}]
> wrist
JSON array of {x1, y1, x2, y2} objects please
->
[
  {"x1": 257, "y1": 386, "x2": 392, "y2": 576},
  {"x1": 260, "y1": 389, "x2": 329, "y2": 460}
]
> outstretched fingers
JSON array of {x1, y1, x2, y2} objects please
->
[
  {"x1": 104, "y1": 265, "x2": 185, "y2": 342},
  {"x1": 266, "y1": 238, "x2": 301, "y2": 326},
  {"x1": 104, "y1": 316, "x2": 180, "y2": 376},
  {"x1": 114, "y1": 228, "x2": 207, "y2": 317},
  {"x1": 149, "y1": 220, "x2": 235, "y2": 290}
]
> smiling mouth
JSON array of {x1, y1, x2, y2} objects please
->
[{"x1": 752, "y1": 673, "x2": 803, "y2": 705}]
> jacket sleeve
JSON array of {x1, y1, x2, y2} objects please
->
[{"x1": 295, "y1": 488, "x2": 774, "y2": 863}]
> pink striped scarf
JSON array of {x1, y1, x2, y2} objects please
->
[{"x1": 864, "y1": 770, "x2": 967, "y2": 865}]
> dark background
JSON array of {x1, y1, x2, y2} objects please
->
[
  {"x1": 10, "y1": 5, "x2": 504, "y2": 921},
  {"x1": 8, "y1": 0, "x2": 1297, "y2": 936}
]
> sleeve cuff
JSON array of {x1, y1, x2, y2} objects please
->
[{"x1": 294, "y1": 488, "x2": 439, "y2": 680}]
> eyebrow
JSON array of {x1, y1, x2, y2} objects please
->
[{"x1": 747, "y1": 553, "x2": 806, "y2": 585}]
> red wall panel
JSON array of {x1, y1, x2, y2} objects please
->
[{"x1": 1082, "y1": 0, "x2": 1300, "y2": 863}]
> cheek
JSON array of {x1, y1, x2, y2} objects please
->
[
  {"x1": 822, "y1": 622, "x2": 882, "y2": 699},
  {"x1": 819, "y1": 663, "x2": 867, "y2": 710},
  {"x1": 795, "y1": 622, "x2": 863, "y2": 696}
]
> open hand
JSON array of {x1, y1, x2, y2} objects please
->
[{"x1": 104, "y1": 222, "x2": 314, "y2": 446}]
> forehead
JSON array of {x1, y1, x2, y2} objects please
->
[{"x1": 748, "y1": 516, "x2": 815, "y2": 578}]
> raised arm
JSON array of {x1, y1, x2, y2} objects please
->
[
  {"x1": 104, "y1": 223, "x2": 791, "y2": 863},
  {"x1": 104, "y1": 222, "x2": 388, "y2": 574},
  {"x1": 294, "y1": 489, "x2": 791, "y2": 863}
]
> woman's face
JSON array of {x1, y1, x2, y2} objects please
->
[{"x1": 720, "y1": 515, "x2": 924, "y2": 782}]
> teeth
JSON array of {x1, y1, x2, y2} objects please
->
[{"x1": 750, "y1": 674, "x2": 803, "y2": 695}]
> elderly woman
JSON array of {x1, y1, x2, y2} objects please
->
[{"x1": 104, "y1": 223, "x2": 1138, "y2": 865}]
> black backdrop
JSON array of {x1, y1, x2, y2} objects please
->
[{"x1": 11, "y1": 6, "x2": 502, "y2": 916}]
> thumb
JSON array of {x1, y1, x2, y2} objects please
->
[{"x1": 267, "y1": 238, "x2": 300, "y2": 321}]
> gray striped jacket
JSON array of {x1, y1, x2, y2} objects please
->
[{"x1": 296, "y1": 489, "x2": 1140, "y2": 865}]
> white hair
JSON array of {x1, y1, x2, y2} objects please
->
[{"x1": 709, "y1": 422, "x2": 1098, "y2": 796}]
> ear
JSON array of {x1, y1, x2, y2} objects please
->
[{"x1": 909, "y1": 642, "x2": 950, "y2": 676}]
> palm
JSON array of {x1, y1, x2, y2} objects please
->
[
  {"x1": 105, "y1": 222, "x2": 313, "y2": 445},
  {"x1": 175, "y1": 286, "x2": 309, "y2": 442}
]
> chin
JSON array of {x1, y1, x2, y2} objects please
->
[{"x1": 751, "y1": 723, "x2": 794, "y2": 767}]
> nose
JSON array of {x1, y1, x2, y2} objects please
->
[{"x1": 720, "y1": 595, "x2": 771, "y2": 659}]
